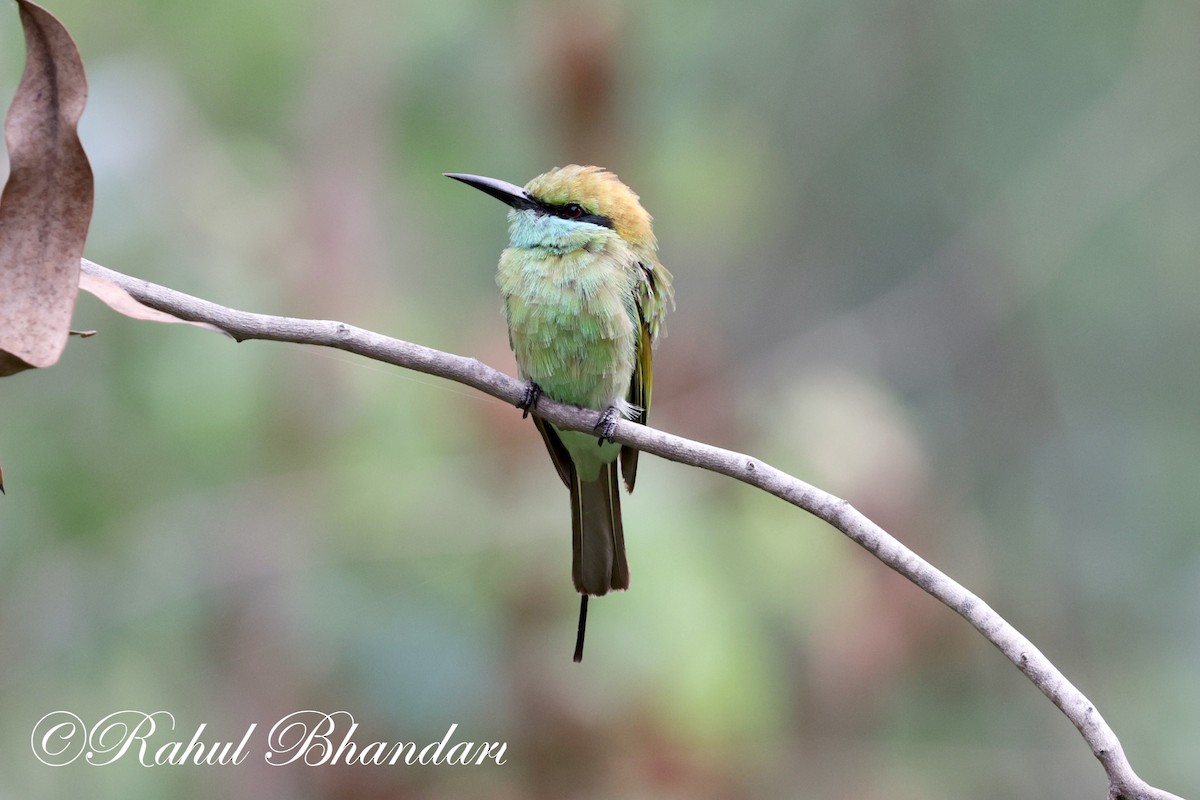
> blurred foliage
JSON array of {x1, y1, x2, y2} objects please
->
[{"x1": 3, "y1": 1, "x2": 1199, "y2": 798}]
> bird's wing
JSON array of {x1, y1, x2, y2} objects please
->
[
  {"x1": 533, "y1": 414, "x2": 574, "y2": 489},
  {"x1": 504, "y1": 292, "x2": 573, "y2": 487},
  {"x1": 620, "y1": 310, "x2": 654, "y2": 493}
]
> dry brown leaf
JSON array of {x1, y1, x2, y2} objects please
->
[
  {"x1": 78, "y1": 270, "x2": 227, "y2": 335},
  {"x1": 0, "y1": 0, "x2": 94, "y2": 377}
]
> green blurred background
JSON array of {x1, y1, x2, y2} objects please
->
[{"x1": 3, "y1": 1, "x2": 1198, "y2": 797}]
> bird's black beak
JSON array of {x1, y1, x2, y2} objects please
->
[{"x1": 444, "y1": 173, "x2": 540, "y2": 212}]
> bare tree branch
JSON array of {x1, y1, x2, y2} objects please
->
[{"x1": 78, "y1": 258, "x2": 1186, "y2": 800}]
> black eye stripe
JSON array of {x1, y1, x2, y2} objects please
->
[{"x1": 541, "y1": 202, "x2": 614, "y2": 229}]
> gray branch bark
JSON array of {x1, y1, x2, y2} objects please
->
[{"x1": 79, "y1": 258, "x2": 1186, "y2": 800}]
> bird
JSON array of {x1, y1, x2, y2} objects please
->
[{"x1": 445, "y1": 165, "x2": 673, "y2": 662}]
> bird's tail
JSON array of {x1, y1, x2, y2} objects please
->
[{"x1": 570, "y1": 461, "x2": 629, "y2": 596}]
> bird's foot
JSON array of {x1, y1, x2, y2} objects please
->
[
  {"x1": 594, "y1": 406, "x2": 619, "y2": 445},
  {"x1": 519, "y1": 382, "x2": 543, "y2": 419}
]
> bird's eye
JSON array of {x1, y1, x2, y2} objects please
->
[{"x1": 563, "y1": 203, "x2": 584, "y2": 219}]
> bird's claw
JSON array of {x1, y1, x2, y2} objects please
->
[
  {"x1": 519, "y1": 382, "x2": 543, "y2": 419},
  {"x1": 594, "y1": 406, "x2": 619, "y2": 445}
]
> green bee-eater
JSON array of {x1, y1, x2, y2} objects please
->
[{"x1": 446, "y1": 165, "x2": 674, "y2": 661}]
